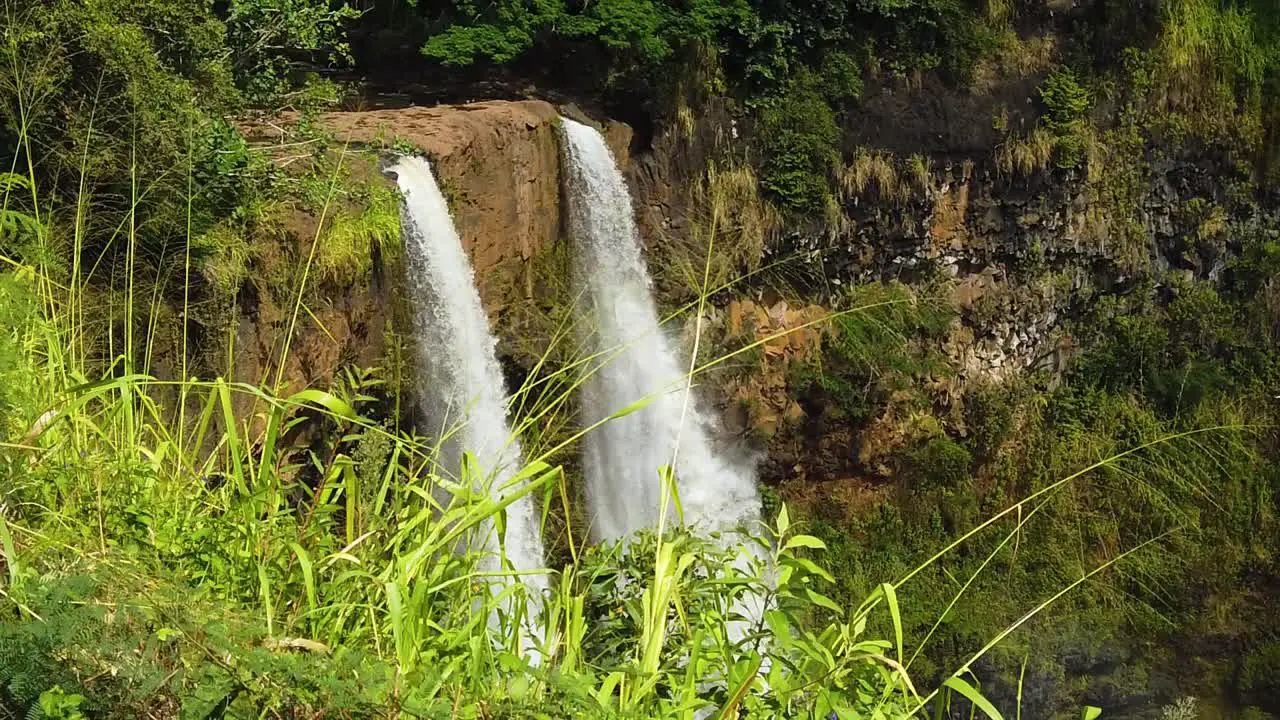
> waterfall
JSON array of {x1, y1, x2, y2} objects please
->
[
  {"x1": 558, "y1": 118, "x2": 762, "y2": 543},
  {"x1": 388, "y1": 155, "x2": 547, "y2": 643}
]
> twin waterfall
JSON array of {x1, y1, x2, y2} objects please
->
[{"x1": 390, "y1": 120, "x2": 762, "y2": 647}]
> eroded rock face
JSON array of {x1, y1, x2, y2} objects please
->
[
  {"x1": 231, "y1": 99, "x2": 647, "y2": 401},
  {"x1": 317, "y1": 100, "x2": 565, "y2": 314}
]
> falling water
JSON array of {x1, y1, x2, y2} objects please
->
[
  {"x1": 558, "y1": 118, "x2": 762, "y2": 543},
  {"x1": 387, "y1": 155, "x2": 547, "y2": 637}
]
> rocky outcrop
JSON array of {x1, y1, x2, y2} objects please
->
[
  {"x1": 234, "y1": 94, "x2": 1271, "y2": 481},
  {"x1": 228, "y1": 99, "x2": 655, "y2": 403},
  {"x1": 315, "y1": 100, "x2": 565, "y2": 314},
  {"x1": 228, "y1": 100, "x2": 590, "y2": 397}
]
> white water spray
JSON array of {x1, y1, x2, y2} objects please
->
[
  {"x1": 558, "y1": 118, "x2": 762, "y2": 543},
  {"x1": 388, "y1": 155, "x2": 547, "y2": 645}
]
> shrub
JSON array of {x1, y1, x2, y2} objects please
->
[
  {"x1": 222, "y1": 0, "x2": 360, "y2": 104},
  {"x1": 1038, "y1": 67, "x2": 1092, "y2": 168},
  {"x1": 964, "y1": 382, "x2": 1021, "y2": 462},
  {"x1": 1240, "y1": 642, "x2": 1280, "y2": 702},
  {"x1": 902, "y1": 435, "x2": 973, "y2": 490},
  {"x1": 0, "y1": 1, "x2": 290, "y2": 309},
  {"x1": 1040, "y1": 67, "x2": 1091, "y2": 127},
  {"x1": 757, "y1": 71, "x2": 841, "y2": 212}
]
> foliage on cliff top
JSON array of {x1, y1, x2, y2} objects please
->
[
  {"x1": 412, "y1": 0, "x2": 984, "y2": 98},
  {"x1": 1160, "y1": 0, "x2": 1280, "y2": 85}
]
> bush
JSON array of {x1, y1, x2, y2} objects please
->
[
  {"x1": 1040, "y1": 68, "x2": 1091, "y2": 127},
  {"x1": 964, "y1": 382, "x2": 1020, "y2": 462},
  {"x1": 901, "y1": 435, "x2": 972, "y2": 490},
  {"x1": 757, "y1": 73, "x2": 841, "y2": 212},
  {"x1": 1038, "y1": 67, "x2": 1092, "y2": 168},
  {"x1": 1241, "y1": 642, "x2": 1280, "y2": 701},
  {"x1": 421, "y1": 0, "x2": 757, "y2": 89},
  {"x1": 222, "y1": 0, "x2": 360, "y2": 104}
]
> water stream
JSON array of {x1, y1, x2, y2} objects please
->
[
  {"x1": 388, "y1": 154, "x2": 546, "y2": 652},
  {"x1": 558, "y1": 118, "x2": 762, "y2": 541},
  {"x1": 559, "y1": 113, "x2": 769, "y2": 666}
]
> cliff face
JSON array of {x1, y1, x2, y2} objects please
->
[
  {"x1": 228, "y1": 100, "x2": 636, "y2": 398},
  {"x1": 319, "y1": 100, "x2": 565, "y2": 314},
  {"x1": 606, "y1": 88, "x2": 1276, "y2": 488},
  {"x1": 228, "y1": 100, "x2": 559, "y2": 399},
  {"x1": 236, "y1": 92, "x2": 1270, "y2": 471},
  {"x1": 236, "y1": 92, "x2": 1271, "y2": 484}
]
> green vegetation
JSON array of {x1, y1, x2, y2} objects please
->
[
  {"x1": 793, "y1": 283, "x2": 953, "y2": 425},
  {"x1": 316, "y1": 181, "x2": 402, "y2": 287},
  {"x1": 413, "y1": 0, "x2": 982, "y2": 94},
  {"x1": 5, "y1": 0, "x2": 1280, "y2": 718},
  {"x1": 775, "y1": 270, "x2": 1280, "y2": 714},
  {"x1": 757, "y1": 72, "x2": 844, "y2": 212},
  {"x1": 1038, "y1": 67, "x2": 1091, "y2": 168},
  {"x1": 0, "y1": 164, "x2": 1102, "y2": 717},
  {"x1": 388, "y1": 0, "x2": 994, "y2": 211}
]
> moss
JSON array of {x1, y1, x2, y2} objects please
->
[
  {"x1": 315, "y1": 182, "x2": 402, "y2": 288},
  {"x1": 195, "y1": 222, "x2": 252, "y2": 298},
  {"x1": 900, "y1": 435, "x2": 972, "y2": 490},
  {"x1": 963, "y1": 381, "x2": 1022, "y2": 462}
]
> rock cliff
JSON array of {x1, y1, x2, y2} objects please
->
[
  {"x1": 247, "y1": 100, "x2": 565, "y2": 313},
  {"x1": 236, "y1": 92, "x2": 1271, "y2": 471}
]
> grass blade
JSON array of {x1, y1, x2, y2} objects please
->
[
  {"x1": 883, "y1": 582, "x2": 904, "y2": 663},
  {"x1": 0, "y1": 513, "x2": 18, "y2": 588},
  {"x1": 943, "y1": 676, "x2": 1002, "y2": 720}
]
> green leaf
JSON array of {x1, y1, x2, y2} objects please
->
[
  {"x1": 711, "y1": 654, "x2": 763, "y2": 720},
  {"x1": 783, "y1": 534, "x2": 826, "y2": 551},
  {"x1": 1082, "y1": 706, "x2": 1102, "y2": 720},
  {"x1": 790, "y1": 556, "x2": 835, "y2": 583},
  {"x1": 882, "y1": 582, "x2": 904, "y2": 662},
  {"x1": 0, "y1": 512, "x2": 18, "y2": 588},
  {"x1": 850, "y1": 639, "x2": 893, "y2": 654},
  {"x1": 944, "y1": 676, "x2": 1003, "y2": 720},
  {"x1": 777, "y1": 503, "x2": 791, "y2": 536},
  {"x1": 609, "y1": 394, "x2": 657, "y2": 420},
  {"x1": 289, "y1": 388, "x2": 357, "y2": 420},
  {"x1": 290, "y1": 542, "x2": 317, "y2": 616},
  {"x1": 595, "y1": 671, "x2": 625, "y2": 707},
  {"x1": 217, "y1": 379, "x2": 246, "y2": 494},
  {"x1": 258, "y1": 564, "x2": 274, "y2": 637},
  {"x1": 804, "y1": 587, "x2": 843, "y2": 614}
]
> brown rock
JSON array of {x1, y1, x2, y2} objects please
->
[
  {"x1": 229, "y1": 100, "x2": 605, "y2": 398},
  {"x1": 930, "y1": 182, "x2": 970, "y2": 245},
  {"x1": 257, "y1": 101, "x2": 610, "y2": 316},
  {"x1": 727, "y1": 300, "x2": 748, "y2": 337},
  {"x1": 330, "y1": 101, "x2": 564, "y2": 315},
  {"x1": 952, "y1": 274, "x2": 987, "y2": 310},
  {"x1": 603, "y1": 122, "x2": 634, "y2": 170}
]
